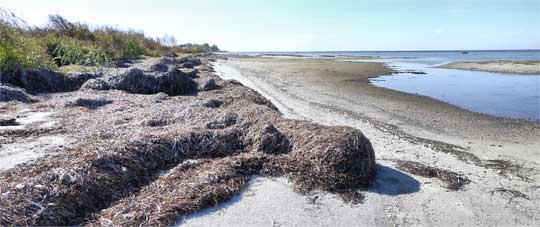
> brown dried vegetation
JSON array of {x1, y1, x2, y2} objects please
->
[{"x1": 0, "y1": 56, "x2": 376, "y2": 226}]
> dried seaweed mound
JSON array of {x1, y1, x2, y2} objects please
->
[
  {"x1": 277, "y1": 120, "x2": 376, "y2": 192},
  {"x1": 0, "y1": 122, "x2": 375, "y2": 226},
  {"x1": 0, "y1": 56, "x2": 377, "y2": 227},
  {"x1": 0, "y1": 84, "x2": 34, "y2": 103},
  {"x1": 0, "y1": 129, "x2": 245, "y2": 226},
  {"x1": 65, "y1": 98, "x2": 112, "y2": 109},
  {"x1": 0, "y1": 69, "x2": 100, "y2": 93},
  {"x1": 103, "y1": 67, "x2": 197, "y2": 96}
]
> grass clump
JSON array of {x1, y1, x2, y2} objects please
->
[{"x1": 44, "y1": 36, "x2": 111, "y2": 66}]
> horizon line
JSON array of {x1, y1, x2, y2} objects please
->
[{"x1": 226, "y1": 49, "x2": 540, "y2": 53}]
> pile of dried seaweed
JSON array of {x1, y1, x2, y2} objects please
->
[{"x1": 0, "y1": 55, "x2": 376, "y2": 226}]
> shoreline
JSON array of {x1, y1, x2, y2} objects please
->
[
  {"x1": 219, "y1": 57, "x2": 540, "y2": 141},
  {"x1": 437, "y1": 60, "x2": 540, "y2": 74},
  {"x1": 0, "y1": 54, "x2": 538, "y2": 226},
  {"x1": 182, "y1": 56, "x2": 540, "y2": 226}
]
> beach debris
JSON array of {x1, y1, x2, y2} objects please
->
[
  {"x1": 203, "y1": 99, "x2": 223, "y2": 108},
  {"x1": 165, "y1": 52, "x2": 178, "y2": 58},
  {"x1": 251, "y1": 123, "x2": 291, "y2": 154},
  {"x1": 481, "y1": 158, "x2": 534, "y2": 182},
  {"x1": 0, "y1": 116, "x2": 18, "y2": 126},
  {"x1": 198, "y1": 77, "x2": 221, "y2": 91},
  {"x1": 64, "y1": 98, "x2": 112, "y2": 109},
  {"x1": 206, "y1": 112, "x2": 238, "y2": 129},
  {"x1": 80, "y1": 78, "x2": 111, "y2": 91},
  {"x1": 337, "y1": 190, "x2": 365, "y2": 204},
  {"x1": 141, "y1": 114, "x2": 170, "y2": 127},
  {"x1": 394, "y1": 70, "x2": 426, "y2": 75},
  {"x1": 490, "y1": 186, "x2": 530, "y2": 203},
  {"x1": 177, "y1": 56, "x2": 202, "y2": 67},
  {"x1": 394, "y1": 160, "x2": 470, "y2": 190},
  {"x1": 98, "y1": 67, "x2": 198, "y2": 95},
  {"x1": 0, "y1": 84, "x2": 35, "y2": 103},
  {"x1": 150, "y1": 62, "x2": 169, "y2": 72},
  {"x1": 0, "y1": 55, "x2": 377, "y2": 226},
  {"x1": 0, "y1": 69, "x2": 100, "y2": 93}
]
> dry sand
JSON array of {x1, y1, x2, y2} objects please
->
[
  {"x1": 183, "y1": 57, "x2": 540, "y2": 226},
  {"x1": 438, "y1": 60, "x2": 540, "y2": 74}
]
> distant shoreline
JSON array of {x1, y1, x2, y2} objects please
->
[
  {"x1": 220, "y1": 50, "x2": 540, "y2": 64},
  {"x1": 437, "y1": 60, "x2": 540, "y2": 74}
]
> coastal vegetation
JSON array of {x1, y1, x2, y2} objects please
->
[{"x1": 0, "y1": 9, "x2": 219, "y2": 71}]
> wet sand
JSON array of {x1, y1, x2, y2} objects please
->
[
  {"x1": 184, "y1": 56, "x2": 540, "y2": 226},
  {"x1": 438, "y1": 60, "x2": 540, "y2": 74}
]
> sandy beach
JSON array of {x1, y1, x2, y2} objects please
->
[
  {"x1": 0, "y1": 55, "x2": 539, "y2": 226},
  {"x1": 438, "y1": 60, "x2": 540, "y2": 74},
  {"x1": 2, "y1": 1, "x2": 539, "y2": 226},
  {"x1": 183, "y1": 56, "x2": 540, "y2": 226}
]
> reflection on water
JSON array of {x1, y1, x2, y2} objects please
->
[{"x1": 369, "y1": 61, "x2": 540, "y2": 120}]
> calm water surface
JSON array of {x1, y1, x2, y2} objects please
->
[
  {"x1": 228, "y1": 50, "x2": 540, "y2": 120},
  {"x1": 370, "y1": 61, "x2": 540, "y2": 120}
]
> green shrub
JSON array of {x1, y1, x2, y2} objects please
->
[
  {"x1": 0, "y1": 43, "x2": 18, "y2": 71},
  {"x1": 1, "y1": 10, "x2": 220, "y2": 71},
  {"x1": 45, "y1": 37, "x2": 111, "y2": 66},
  {"x1": 0, "y1": 20, "x2": 55, "y2": 71},
  {"x1": 122, "y1": 39, "x2": 145, "y2": 60}
]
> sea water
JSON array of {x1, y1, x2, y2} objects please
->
[
  {"x1": 370, "y1": 60, "x2": 540, "y2": 120},
  {"x1": 227, "y1": 50, "x2": 540, "y2": 120}
]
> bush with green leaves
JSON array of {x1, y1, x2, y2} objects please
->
[
  {"x1": 45, "y1": 37, "x2": 111, "y2": 66},
  {"x1": 0, "y1": 19, "x2": 55, "y2": 71},
  {"x1": 1, "y1": 9, "x2": 220, "y2": 71}
]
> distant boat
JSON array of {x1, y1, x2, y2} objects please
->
[{"x1": 461, "y1": 51, "x2": 469, "y2": 54}]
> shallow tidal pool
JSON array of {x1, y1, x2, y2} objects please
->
[{"x1": 369, "y1": 59, "x2": 540, "y2": 121}]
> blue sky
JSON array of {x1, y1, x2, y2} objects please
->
[{"x1": 1, "y1": 0, "x2": 539, "y2": 51}]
